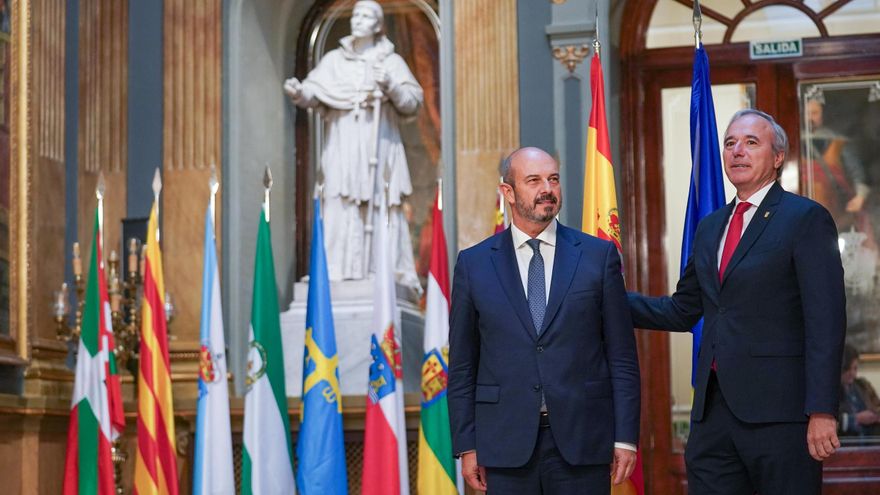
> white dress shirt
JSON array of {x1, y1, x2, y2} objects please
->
[
  {"x1": 717, "y1": 181, "x2": 775, "y2": 266},
  {"x1": 509, "y1": 220, "x2": 637, "y2": 453}
]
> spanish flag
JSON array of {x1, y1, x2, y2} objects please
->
[
  {"x1": 134, "y1": 201, "x2": 179, "y2": 495},
  {"x1": 582, "y1": 52, "x2": 644, "y2": 495},
  {"x1": 582, "y1": 54, "x2": 622, "y2": 253}
]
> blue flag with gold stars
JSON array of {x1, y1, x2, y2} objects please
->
[{"x1": 296, "y1": 198, "x2": 348, "y2": 494}]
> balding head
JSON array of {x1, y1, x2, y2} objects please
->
[{"x1": 499, "y1": 147, "x2": 561, "y2": 236}]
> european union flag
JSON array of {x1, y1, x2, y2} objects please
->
[
  {"x1": 683, "y1": 45, "x2": 727, "y2": 386},
  {"x1": 296, "y1": 198, "x2": 348, "y2": 495}
]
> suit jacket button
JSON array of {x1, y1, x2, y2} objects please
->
[
  {"x1": 719, "y1": 307, "x2": 726, "y2": 313},
  {"x1": 537, "y1": 345, "x2": 544, "y2": 353},
  {"x1": 533, "y1": 384, "x2": 542, "y2": 392}
]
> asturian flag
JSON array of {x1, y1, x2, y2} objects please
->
[
  {"x1": 134, "y1": 202, "x2": 179, "y2": 495},
  {"x1": 683, "y1": 44, "x2": 726, "y2": 385},
  {"x1": 417, "y1": 188, "x2": 457, "y2": 495},
  {"x1": 362, "y1": 200, "x2": 410, "y2": 495},
  {"x1": 63, "y1": 207, "x2": 125, "y2": 495},
  {"x1": 192, "y1": 207, "x2": 234, "y2": 495},
  {"x1": 296, "y1": 198, "x2": 347, "y2": 494},
  {"x1": 582, "y1": 50, "x2": 644, "y2": 495},
  {"x1": 242, "y1": 205, "x2": 296, "y2": 494}
]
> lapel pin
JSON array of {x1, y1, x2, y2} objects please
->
[{"x1": 763, "y1": 211, "x2": 770, "y2": 218}]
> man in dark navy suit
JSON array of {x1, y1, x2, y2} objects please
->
[
  {"x1": 448, "y1": 147, "x2": 640, "y2": 494},
  {"x1": 629, "y1": 109, "x2": 846, "y2": 494}
]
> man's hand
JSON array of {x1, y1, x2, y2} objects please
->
[
  {"x1": 461, "y1": 451, "x2": 487, "y2": 492},
  {"x1": 610, "y1": 448, "x2": 637, "y2": 485},
  {"x1": 807, "y1": 413, "x2": 840, "y2": 461}
]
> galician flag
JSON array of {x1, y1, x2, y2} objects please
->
[
  {"x1": 296, "y1": 198, "x2": 347, "y2": 494},
  {"x1": 241, "y1": 204, "x2": 296, "y2": 494},
  {"x1": 417, "y1": 188, "x2": 457, "y2": 495},
  {"x1": 134, "y1": 200, "x2": 179, "y2": 495},
  {"x1": 362, "y1": 200, "x2": 409, "y2": 495},
  {"x1": 62, "y1": 207, "x2": 125, "y2": 495},
  {"x1": 192, "y1": 206, "x2": 235, "y2": 495},
  {"x1": 581, "y1": 50, "x2": 644, "y2": 495}
]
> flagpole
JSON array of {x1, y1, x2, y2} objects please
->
[
  {"x1": 693, "y1": 0, "x2": 703, "y2": 49},
  {"x1": 97, "y1": 172, "x2": 106, "y2": 263},
  {"x1": 263, "y1": 165, "x2": 273, "y2": 223},
  {"x1": 209, "y1": 164, "x2": 219, "y2": 229},
  {"x1": 152, "y1": 168, "x2": 162, "y2": 242}
]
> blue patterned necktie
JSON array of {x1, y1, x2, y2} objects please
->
[{"x1": 526, "y1": 239, "x2": 546, "y2": 334}]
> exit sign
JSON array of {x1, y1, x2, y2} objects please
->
[{"x1": 750, "y1": 40, "x2": 803, "y2": 60}]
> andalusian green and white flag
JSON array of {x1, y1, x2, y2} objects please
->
[
  {"x1": 63, "y1": 208, "x2": 125, "y2": 495},
  {"x1": 242, "y1": 205, "x2": 296, "y2": 494}
]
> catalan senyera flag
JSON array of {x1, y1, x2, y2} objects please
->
[
  {"x1": 362, "y1": 200, "x2": 410, "y2": 495},
  {"x1": 241, "y1": 205, "x2": 296, "y2": 494},
  {"x1": 134, "y1": 202, "x2": 179, "y2": 495},
  {"x1": 581, "y1": 52, "x2": 644, "y2": 495},
  {"x1": 417, "y1": 189, "x2": 457, "y2": 495},
  {"x1": 63, "y1": 207, "x2": 125, "y2": 495},
  {"x1": 296, "y1": 198, "x2": 347, "y2": 494},
  {"x1": 192, "y1": 206, "x2": 235, "y2": 495},
  {"x1": 684, "y1": 44, "x2": 726, "y2": 386}
]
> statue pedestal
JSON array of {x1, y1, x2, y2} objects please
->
[{"x1": 280, "y1": 278, "x2": 425, "y2": 397}]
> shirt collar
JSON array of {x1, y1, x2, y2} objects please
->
[
  {"x1": 736, "y1": 181, "x2": 775, "y2": 209},
  {"x1": 511, "y1": 220, "x2": 558, "y2": 249}
]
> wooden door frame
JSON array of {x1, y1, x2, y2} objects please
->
[{"x1": 620, "y1": 1, "x2": 880, "y2": 493}]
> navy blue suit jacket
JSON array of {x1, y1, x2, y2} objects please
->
[
  {"x1": 448, "y1": 222, "x2": 640, "y2": 468},
  {"x1": 629, "y1": 182, "x2": 846, "y2": 423}
]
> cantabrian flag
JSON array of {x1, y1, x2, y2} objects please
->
[
  {"x1": 241, "y1": 205, "x2": 296, "y2": 494},
  {"x1": 417, "y1": 189, "x2": 457, "y2": 495},
  {"x1": 362, "y1": 200, "x2": 409, "y2": 495},
  {"x1": 582, "y1": 54, "x2": 622, "y2": 252},
  {"x1": 582, "y1": 52, "x2": 644, "y2": 495},
  {"x1": 63, "y1": 207, "x2": 125, "y2": 495},
  {"x1": 134, "y1": 202, "x2": 179, "y2": 495}
]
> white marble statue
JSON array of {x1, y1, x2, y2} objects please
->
[{"x1": 284, "y1": 0, "x2": 423, "y2": 289}]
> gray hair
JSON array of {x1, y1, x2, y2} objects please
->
[{"x1": 727, "y1": 108, "x2": 788, "y2": 160}]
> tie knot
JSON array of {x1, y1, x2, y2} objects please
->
[
  {"x1": 734, "y1": 201, "x2": 752, "y2": 215},
  {"x1": 526, "y1": 238, "x2": 542, "y2": 254}
]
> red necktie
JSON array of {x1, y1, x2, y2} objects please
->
[{"x1": 718, "y1": 201, "x2": 752, "y2": 282}]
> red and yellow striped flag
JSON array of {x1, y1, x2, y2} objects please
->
[
  {"x1": 582, "y1": 54, "x2": 622, "y2": 253},
  {"x1": 134, "y1": 202, "x2": 179, "y2": 495},
  {"x1": 582, "y1": 52, "x2": 644, "y2": 495}
]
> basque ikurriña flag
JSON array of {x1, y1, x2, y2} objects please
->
[
  {"x1": 192, "y1": 206, "x2": 234, "y2": 495},
  {"x1": 296, "y1": 198, "x2": 347, "y2": 495},
  {"x1": 63, "y1": 207, "x2": 125, "y2": 495},
  {"x1": 683, "y1": 45, "x2": 726, "y2": 386},
  {"x1": 417, "y1": 188, "x2": 457, "y2": 495},
  {"x1": 362, "y1": 200, "x2": 410, "y2": 495}
]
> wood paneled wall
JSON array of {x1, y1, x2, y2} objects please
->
[
  {"x1": 454, "y1": 0, "x2": 520, "y2": 250},
  {"x1": 30, "y1": 0, "x2": 66, "y2": 349},
  {"x1": 77, "y1": 0, "x2": 127, "y2": 280},
  {"x1": 162, "y1": 0, "x2": 222, "y2": 348}
]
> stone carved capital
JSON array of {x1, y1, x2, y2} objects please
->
[{"x1": 552, "y1": 44, "x2": 590, "y2": 74}]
